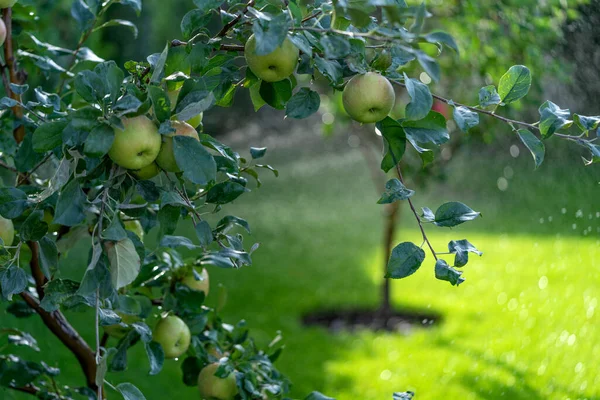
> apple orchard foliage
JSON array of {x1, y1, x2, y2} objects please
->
[{"x1": 0, "y1": 1, "x2": 598, "y2": 400}]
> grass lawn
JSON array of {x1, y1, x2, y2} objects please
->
[{"x1": 2, "y1": 132, "x2": 599, "y2": 400}]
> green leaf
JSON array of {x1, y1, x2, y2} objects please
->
[
  {"x1": 538, "y1": 101, "x2": 572, "y2": 138},
  {"x1": 15, "y1": 134, "x2": 44, "y2": 172},
  {"x1": 0, "y1": 187, "x2": 28, "y2": 219},
  {"x1": 54, "y1": 180, "x2": 87, "y2": 227},
  {"x1": 159, "y1": 235, "x2": 198, "y2": 250},
  {"x1": 84, "y1": 124, "x2": 115, "y2": 157},
  {"x1": 71, "y1": 0, "x2": 97, "y2": 30},
  {"x1": 173, "y1": 136, "x2": 217, "y2": 186},
  {"x1": 20, "y1": 210, "x2": 48, "y2": 241},
  {"x1": 416, "y1": 52, "x2": 440, "y2": 82},
  {"x1": 174, "y1": 91, "x2": 215, "y2": 122},
  {"x1": 386, "y1": 242, "x2": 425, "y2": 279},
  {"x1": 377, "y1": 179, "x2": 414, "y2": 204},
  {"x1": 39, "y1": 279, "x2": 79, "y2": 312},
  {"x1": 181, "y1": 9, "x2": 212, "y2": 39},
  {"x1": 434, "y1": 202, "x2": 481, "y2": 228},
  {"x1": 448, "y1": 239, "x2": 482, "y2": 268},
  {"x1": 5, "y1": 330, "x2": 39, "y2": 351},
  {"x1": 33, "y1": 121, "x2": 68, "y2": 153},
  {"x1": 314, "y1": 56, "x2": 343, "y2": 85},
  {"x1": 106, "y1": 238, "x2": 141, "y2": 289},
  {"x1": 404, "y1": 74, "x2": 433, "y2": 121},
  {"x1": 452, "y1": 103, "x2": 479, "y2": 132},
  {"x1": 574, "y1": 114, "x2": 600, "y2": 132},
  {"x1": 252, "y1": 12, "x2": 291, "y2": 55},
  {"x1": 206, "y1": 181, "x2": 249, "y2": 204},
  {"x1": 285, "y1": 88, "x2": 320, "y2": 119},
  {"x1": 148, "y1": 86, "x2": 171, "y2": 123},
  {"x1": 150, "y1": 43, "x2": 169, "y2": 84},
  {"x1": 305, "y1": 392, "x2": 336, "y2": 400},
  {"x1": 94, "y1": 19, "x2": 139, "y2": 39},
  {"x1": 117, "y1": 382, "x2": 147, "y2": 400},
  {"x1": 498, "y1": 65, "x2": 531, "y2": 104},
  {"x1": 377, "y1": 117, "x2": 406, "y2": 172},
  {"x1": 260, "y1": 79, "x2": 293, "y2": 110},
  {"x1": 423, "y1": 31, "x2": 459, "y2": 53},
  {"x1": 435, "y1": 259, "x2": 465, "y2": 286},
  {"x1": 402, "y1": 110, "x2": 449, "y2": 146},
  {"x1": 113, "y1": 94, "x2": 143, "y2": 116},
  {"x1": 74, "y1": 70, "x2": 105, "y2": 103},
  {"x1": 320, "y1": 35, "x2": 351, "y2": 59},
  {"x1": 157, "y1": 205, "x2": 179, "y2": 237},
  {"x1": 0, "y1": 265, "x2": 27, "y2": 300},
  {"x1": 94, "y1": 61, "x2": 125, "y2": 105},
  {"x1": 517, "y1": 129, "x2": 545, "y2": 169},
  {"x1": 215, "y1": 216, "x2": 251, "y2": 234},
  {"x1": 479, "y1": 85, "x2": 501, "y2": 108},
  {"x1": 250, "y1": 147, "x2": 267, "y2": 159},
  {"x1": 38, "y1": 236, "x2": 58, "y2": 279},
  {"x1": 144, "y1": 341, "x2": 164, "y2": 376},
  {"x1": 195, "y1": 220, "x2": 213, "y2": 248}
]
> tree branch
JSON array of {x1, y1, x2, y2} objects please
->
[
  {"x1": 2, "y1": 8, "x2": 25, "y2": 143},
  {"x1": 20, "y1": 291, "x2": 98, "y2": 392},
  {"x1": 217, "y1": 0, "x2": 256, "y2": 37},
  {"x1": 6, "y1": 383, "x2": 40, "y2": 396},
  {"x1": 391, "y1": 80, "x2": 578, "y2": 141}
]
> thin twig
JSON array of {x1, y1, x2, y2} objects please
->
[
  {"x1": 0, "y1": 159, "x2": 17, "y2": 172},
  {"x1": 301, "y1": 11, "x2": 322, "y2": 23},
  {"x1": 217, "y1": 0, "x2": 256, "y2": 37},
  {"x1": 395, "y1": 163, "x2": 438, "y2": 260},
  {"x1": 391, "y1": 80, "x2": 580, "y2": 141}
]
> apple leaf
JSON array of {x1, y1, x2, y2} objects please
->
[
  {"x1": 285, "y1": 88, "x2": 320, "y2": 119},
  {"x1": 517, "y1": 129, "x2": 545, "y2": 169},
  {"x1": 377, "y1": 179, "x2": 415, "y2": 204},
  {"x1": 173, "y1": 135, "x2": 217, "y2": 186},
  {"x1": 434, "y1": 202, "x2": 481, "y2": 228},
  {"x1": 117, "y1": 382, "x2": 147, "y2": 400},
  {"x1": 106, "y1": 238, "x2": 141, "y2": 290},
  {"x1": 404, "y1": 73, "x2": 433, "y2": 121},
  {"x1": 0, "y1": 187, "x2": 29, "y2": 219},
  {"x1": 84, "y1": 123, "x2": 115, "y2": 158},
  {"x1": 452, "y1": 103, "x2": 479, "y2": 132},
  {"x1": 498, "y1": 65, "x2": 531, "y2": 104},
  {"x1": 54, "y1": 180, "x2": 87, "y2": 227},
  {"x1": 377, "y1": 117, "x2": 407, "y2": 173},
  {"x1": 435, "y1": 259, "x2": 465, "y2": 286},
  {"x1": 386, "y1": 242, "x2": 426, "y2": 279}
]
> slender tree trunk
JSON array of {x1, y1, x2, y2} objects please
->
[{"x1": 380, "y1": 200, "x2": 400, "y2": 316}]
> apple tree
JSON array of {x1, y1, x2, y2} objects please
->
[{"x1": 0, "y1": 1, "x2": 598, "y2": 400}]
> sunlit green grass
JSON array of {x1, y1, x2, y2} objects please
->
[{"x1": 2, "y1": 138, "x2": 599, "y2": 400}]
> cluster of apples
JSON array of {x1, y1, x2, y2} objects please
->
[
  {"x1": 107, "y1": 115, "x2": 201, "y2": 180},
  {"x1": 104, "y1": 267, "x2": 238, "y2": 399},
  {"x1": 245, "y1": 34, "x2": 396, "y2": 124}
]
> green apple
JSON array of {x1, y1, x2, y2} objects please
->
[
  {"x1": 103, "y1": 313, "x2": 141, "y2": 339},
  {"x1": 342, "y1": 72, "x2": 396, "y2": 124},
  {"x1": 124, "y1": 220, "x2": 144, "y2": 241},
  {"x1": 132, "y1": 162, "x2": 160, "y2": 180},
  {"x1": 0, "y1": 215, "x2": 14, "y2": 246},
  {"x1": 197, "y1": 363, "x2": 238, "y2": 400},
  {"x1": 155, "y1": 121, "x2": 198, "y2": 173},
  {"x1": 153, "y1": 315, "x2": 191, "y2": 359},
  {"x1": 181, "y1": 268, "x2": 209, "y2": 296},
  {"x1": 244, "y1": 34, "x2": 299, "y2": 82},
  {"x1": 108, "y1": 116, "x2": 161, "y2": 170},
  {"x1": 0, "y1": 0, "x2": 17, "y2": 9},
  {"x1": 0, "y1": 18, "x2": 6, "y2": 47}
]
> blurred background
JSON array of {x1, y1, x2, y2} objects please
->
[{"x1": 2, "y1": 0, "x2": 600, "y2": 399}]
